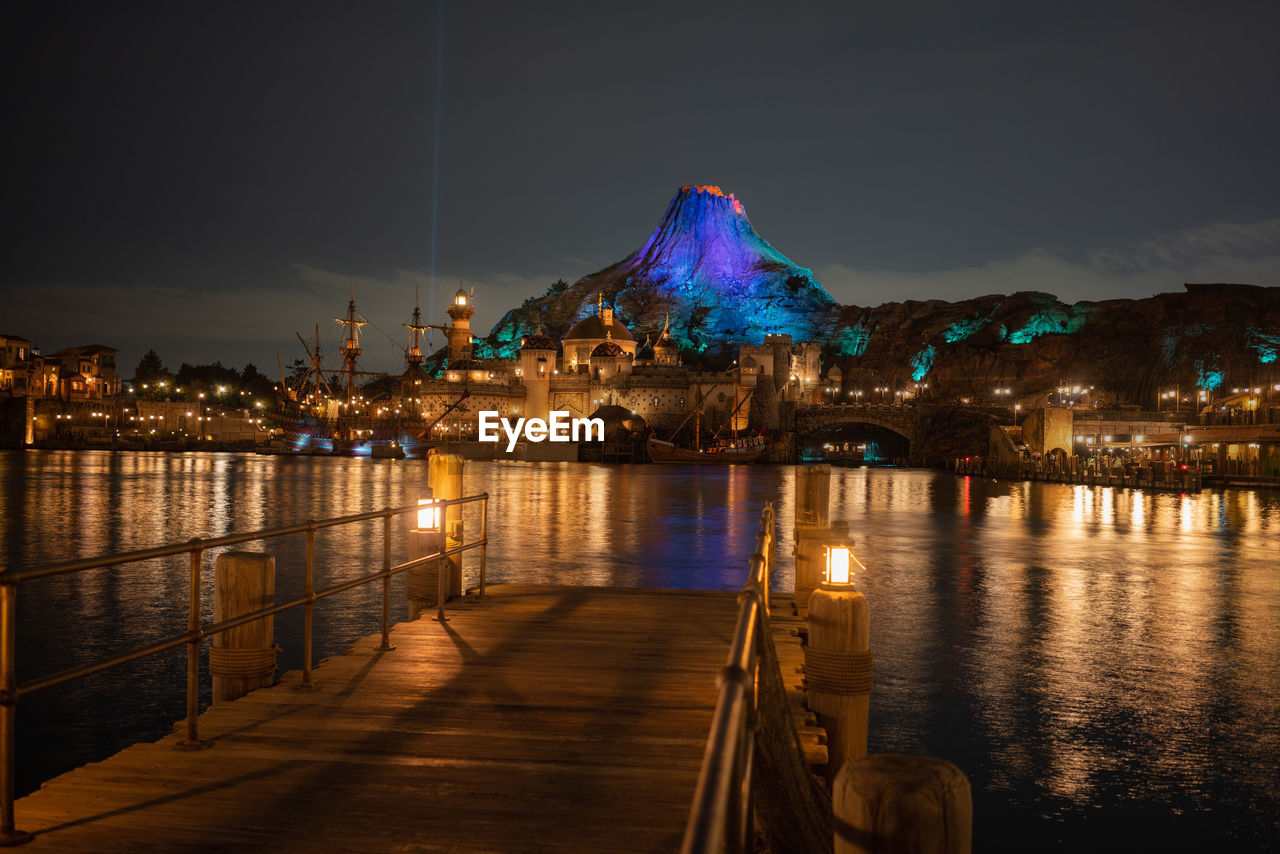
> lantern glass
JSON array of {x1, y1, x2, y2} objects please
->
[
  {"x1": 825, "y1": 545, "x2": 852, "y2": 586},
  {"x1": 417, "y1": 499, "x2": 442, "y2": 531}
]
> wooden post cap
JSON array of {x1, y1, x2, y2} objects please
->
[{"x1": 833, "y1": 754, "x2": 972, "y2": 854}]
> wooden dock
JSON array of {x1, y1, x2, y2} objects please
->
[{"x1": 11, "y1": 584, "x2": 815, "y2": 852}]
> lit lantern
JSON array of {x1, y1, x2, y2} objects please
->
[
  {"x1": 824, "y1": 544, "x2": 854, "y2": 586},
  {"x1": 417, "y1": 498, "x2": 442, "y2": 531}
]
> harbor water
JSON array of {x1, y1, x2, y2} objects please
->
[{"x1": 1, "y1": 450, "x2": 1277, "y2": 850}]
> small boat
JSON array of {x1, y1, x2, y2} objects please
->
[
  {"x1": 647, "y1": 435, "x2": 766, "y2": 464},
  {"x1": 646, "y1": 380, "x2": 765, "y2": 464}
]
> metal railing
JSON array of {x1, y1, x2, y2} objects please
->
[
  {"x1": 681, "y1": 502, "x2": 775, "y2": 854},
  {"x1": 0, "y1": 493, "x2": 489, "y2": 844}
]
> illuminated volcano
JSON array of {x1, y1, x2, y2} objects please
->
[{"x1": 487, "y1": 185, "x2": 840, "y2": 355}]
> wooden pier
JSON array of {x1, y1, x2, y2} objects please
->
[{"x1": 10, "y1": 584, "x2": 812, "y2": 852}]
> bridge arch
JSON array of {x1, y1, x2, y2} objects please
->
[{"x1": 794, "y1": 405, "x2": 919, "y2": 463}]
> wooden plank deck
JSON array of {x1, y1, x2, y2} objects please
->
[{"x1": 13, "y1": 584, "x2": 765, "y2": 853}]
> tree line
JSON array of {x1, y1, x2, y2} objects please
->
[{"x1": 130, "y1": 349, "x2": 285, "y2": 401}]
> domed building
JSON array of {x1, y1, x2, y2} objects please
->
[
  {"x1": 589, "y1": 332, "x2": 632, "y2": 382},
  {"x1": 562, "y1": 297, "x2": 635, "y2": 370}
]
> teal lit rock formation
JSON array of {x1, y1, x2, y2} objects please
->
[
  {"x1": 488, "y1": 185, "x2": 840, "y2": 356},
  {"x1": 828, "y1": 284, "x2": 1280, "y2": 404}
]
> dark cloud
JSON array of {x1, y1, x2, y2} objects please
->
[{"x1": 5, "y1": 1, "x2": 1279, "y2": 373}]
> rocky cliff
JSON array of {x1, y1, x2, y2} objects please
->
[
  {"x1": 830, "y1": 284, "x2": 1280, "y2": 404},
  {"x1": 480, "y1": 185, "x2": 1279, "y2": 404}
]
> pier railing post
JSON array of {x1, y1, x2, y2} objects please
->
[
  {"x1": 0, "y1": 582, "x2": 31, "y2": 845},
  {"x1": 434, "y1": 523, "x2": 449, "y2": 624},
  {"x1": 377, "y1": 511, "x2": 395, "y2": 651},
  {"x1": 176, "y1": 541, "x2": 205, "y2": 750},
  {"x1": 298, "y1": 522, "x2": 316, "y2": 690},
  {"x1": 478, "y1": 493, "x2": 488, "y2": 598}
]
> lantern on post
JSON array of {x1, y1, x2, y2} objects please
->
[
  {"x1": 823, "y1": 544, "x2": 863, "y2": 587},
  {"x1": 416, "y1": 498, "x2": 442, "y2": 532},
  {"x1": 808, "y1": 539, "x2": 873, "y2": 782}
]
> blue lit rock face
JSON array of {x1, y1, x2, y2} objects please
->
[
  {"x1": 489, "y1": 185, "x2": 840, "y2": 355},
  {"x1": 910, "y1": 345, "x2": 935, "y2": 382},
  {"x1": 1006, "y1": 303, "x2": 1092, "y2": 344},
  {"x1": 1247, "y1": 328, "x2": 1279, "y2": 364}
]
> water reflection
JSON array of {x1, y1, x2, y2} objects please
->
[
  {"x1": 849, "y1": 471, "x2": 1279, "y2": 849},
  {"x1": 0, "y1": 453, "x2": 1277, "y2": 848}
]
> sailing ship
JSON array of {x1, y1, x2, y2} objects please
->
[
  {"x1": 269, "y1": 286, "x2": 467, "y2": 458},
  {"x1": 646, "y1": 379, "x2": 766, "y2": 464}
]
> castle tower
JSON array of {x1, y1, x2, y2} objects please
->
[
  {"x1": 518, "y1": 326, "x2": 558, "y2": 422},
  {"x1": 446, "y1": 286, "x2": 476, "y2": 365},
  {"x1": 654, "y1": 315, "x2": 679, "y2": 366}
]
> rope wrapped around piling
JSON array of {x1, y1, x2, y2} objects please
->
[
  {"x1": 803, "y1": 646, "x2": 873, "y2": 695},
  {"x1": 209, "y1": 645, "x2": 280, "y2": 679}
]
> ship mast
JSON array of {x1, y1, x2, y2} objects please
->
[
  {"x1": 695, "y1": 391, "x2": 701, "y2": 452},
  {"x1": 403, "y1": 284, "x2": 428, "y2": 368},
  {"x1": 333, "y1": 278, "x2": 368, "y2": 406},
  {"x1": 294, "y1": 325, "x2": 332, "y2": 402}
]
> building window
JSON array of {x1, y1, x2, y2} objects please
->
[
  {"x1": 679, "y1": 397, "x2": 686, "y2": 408},
  {"x1": 653, "y1": 396, "x2": 659, "y2": 407}
]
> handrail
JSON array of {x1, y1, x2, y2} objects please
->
[
  {"x1": 681, "y1": 502, "x2": 775, "y2": 854},
  {"x1": 0, "y1": 492, "x2": 489, "y2": 844}
]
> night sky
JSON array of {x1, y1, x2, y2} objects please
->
[{"x1": 6, "y1": 1, "x2": 1279, "y2": 376}]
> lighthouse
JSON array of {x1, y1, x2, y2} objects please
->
[{"x1": 445, "y1": 286, "x2": 476, "y2": 365}]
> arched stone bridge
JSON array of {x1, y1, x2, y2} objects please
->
[{"x1": 793, "y1": 403, "x2": 922, "y2": 446}]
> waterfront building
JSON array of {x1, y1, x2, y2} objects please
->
[
  {"x1": 561, "y1": 299, "x2": 637, "y2": 370},
  {"x1": 49, "y1": 344, "x2": 120, "y2": 400},
  {"x1": 0, "y1": 337, "x2": 118, "y2": 400},
  {"x1": 364, "y1": 288, "x2": 823, "y2": 443}
]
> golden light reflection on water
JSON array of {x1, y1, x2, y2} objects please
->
[
  {"x1": 2, "y1": 453, "x2": 1277, "y2": 845},
  {"x1": 839, "y1": 469, "x2": 1279, "y2": 847}
]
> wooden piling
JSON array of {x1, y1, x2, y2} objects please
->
[
  {"x1": 211, "y1": 552, "x2": 276, "y2": 704},
  {"x1": 807, "y1": 584, "x2": 870, "y2": 783},
  {"x1": 795, "y1": 464, "x2": 831, "y2": 530},
  {"x1": 794, "y1": 532, "x2": 824, "y2": 614},
  {"x1": 833, "y1": 754, "x2": 972, "y2": 854},
  {"x1": 794, "y1": 464, "x2": 831, "y2": 609},
  {"x1": 429, "y1": 454, "x2": 464, "y2": 599}
]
